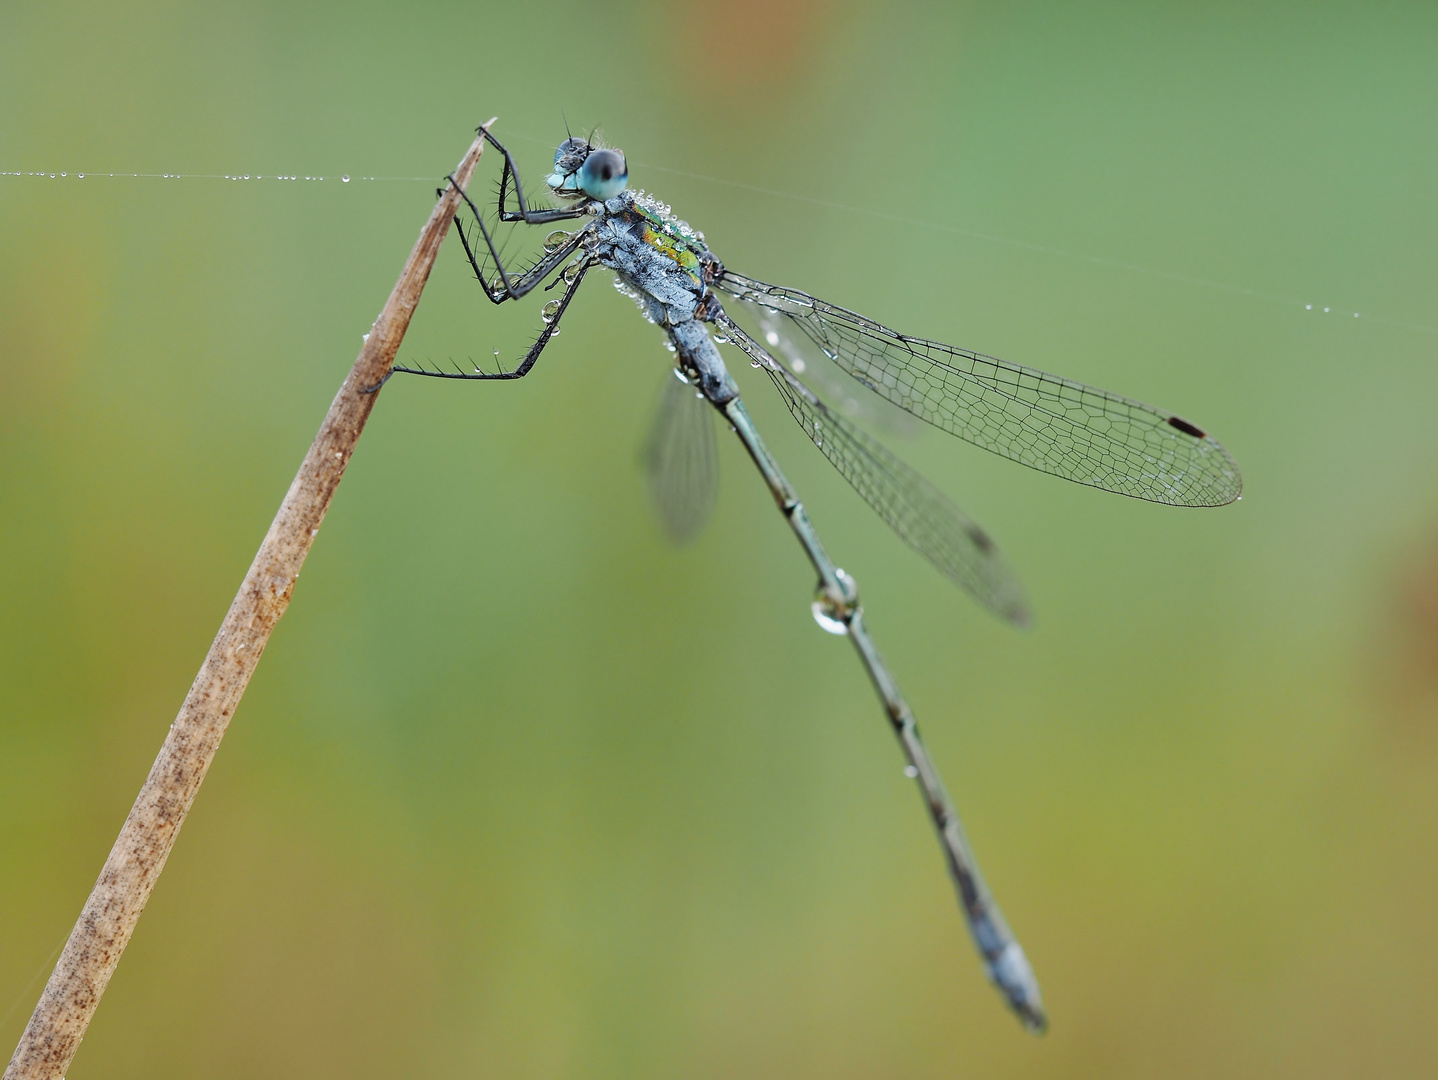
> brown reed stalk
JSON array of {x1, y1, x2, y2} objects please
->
[{"x1": 3, "y1": 122, "x2": 496, "y2": 1080}]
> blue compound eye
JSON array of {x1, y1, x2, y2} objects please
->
[{"x1": 578, "y1": 149, "x2": 628, "y2": 199}]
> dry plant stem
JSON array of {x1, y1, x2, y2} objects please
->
[{"x1": 3, "y1": 123, "x2": 495, "y2": 1080}]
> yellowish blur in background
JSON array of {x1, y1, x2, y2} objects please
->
[{"x1": 3, "y1": 2, "x2": 1436, "y2": 1076}]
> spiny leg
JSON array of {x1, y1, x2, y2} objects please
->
[
  {"x1": 719, "y1": 395, "x2": 1047, "y2": 1034},
  {"x1": 479, "y1": 128, "x2": 589, "y2": 226},
  {"x1": 392, "y1": 259, "x2": 593, "y2": 383},
  {"x1": 447, "y1": 175, "x2": 590, "y2": 303}
]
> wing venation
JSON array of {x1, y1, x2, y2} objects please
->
[{"x1": 716, "y1": 272, "x2": 1241, "y2": 507}]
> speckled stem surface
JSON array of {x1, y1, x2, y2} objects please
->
[{"x1": 3, "y1": 125, "x2": 492, "y2": 1080}]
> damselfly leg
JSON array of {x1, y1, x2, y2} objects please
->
[
  {"x1": 447, "y1": 176, "x2": 590, "y2": 303},
  {"x1": 481, "y1": 129, "x2": 590, "y2": 227},
  {"x1": 393, "y1": 257, "x2": 593, "y2": 382}
]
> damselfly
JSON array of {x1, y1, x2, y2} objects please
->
[{"x1": 384, "y1": 123, "x2": 1242, "y2": 1032}]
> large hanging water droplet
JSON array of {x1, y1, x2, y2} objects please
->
[
  {"x1": 541, "y1": 299, "x2": 561, "y2": 324},
  {"x1": 811, "y1": 571, "x2": 857, "y2": 635},
  {"x1": 543, "y1": 229, "x2": 571, "y2": 254},
  {"x1": 712, "y1": 329, "x2": 730, "y2": 344},
  {"x1": 811, "y1": 598, "x2": 849, "y2": 635}
]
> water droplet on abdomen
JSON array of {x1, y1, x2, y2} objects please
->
[{"x1": 811, "y1": 601, "x2": 849, "y2": 635}]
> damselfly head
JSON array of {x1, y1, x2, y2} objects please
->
[
  {"x1": 546, "y1": 138, "x2": 628, "y2": 200},
  {"x1": 550, "y1": 138, "x2": 589, "y2": 180}
]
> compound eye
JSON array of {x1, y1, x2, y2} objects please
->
[
  {"x1": 590, "y1": 149, "x2": 624, "y2": 182},
  {"x1": 579, "y1": 149, "x2": 628, "y2": 198}
]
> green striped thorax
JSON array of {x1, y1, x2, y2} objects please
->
[{"x1": 627, "y1": 194, "x2": 709, "y2": 292}]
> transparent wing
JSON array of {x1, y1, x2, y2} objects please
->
[
  {"x1": 716, "y1": 272, "x2": 1242, "y2": 507},
  {"x1": 643, "y1": 371, "x2": 719, "y2": 543},
  {"x1": 715, "y1": 314, "x2": 1031, "y2": 627}
]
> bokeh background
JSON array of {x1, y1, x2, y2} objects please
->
[{"x1": 3, "y1": 2, "x2": 1437, "y2": 1077}]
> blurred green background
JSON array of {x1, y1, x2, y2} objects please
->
[{"x1": 3, "y1": 1, "x2": 1437, "y2": 1076}]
